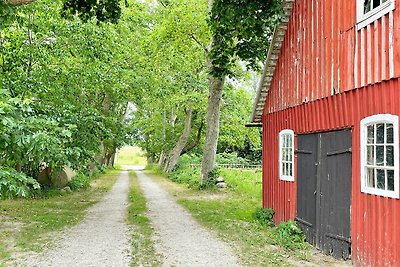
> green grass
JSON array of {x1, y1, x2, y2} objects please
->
[
  {"x1": 127, "y1": 171, "x2": 161, "y2": 267},
  {"x1": 0, "y1": 170, "x2": 119, "y2": 264},
  {"x1": 146, "y1": 167, "x2": 343, "y2": 266},
  {"x1": 116, "y1": 146, "x2": 147, "y2": 166}
]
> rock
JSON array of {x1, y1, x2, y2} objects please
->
[
  {"x1": 37, "y1": 166, "x2": 52, "y2": 186},
  {"x1": 216, "y1": 182, "x2": 227, "y2": 188},
  {"x1": 63, "y1": 186, "x2": 72, "y2": 193},
  {"x1": 51, "y1": 166, "x2": 76, "y2": 188},
  {"x1": 216, "y1": 176, "x2": 225, "y2": 183}
]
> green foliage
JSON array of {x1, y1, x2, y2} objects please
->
[
  {"x1": 0, "y1": 167, "x2": 40, "y2": 199},
  {"x1": 274, "y1": 220, "x2": 306, "y2": 250},
  {"x1": 254, "y1": 207, "x2": 275, "y2": 227},
  {"x1": 67, "y1": 173, "x2": 91, "y2": 191},
  {"x1": 216, "y1": 152, "x2": 250, "y2": 165},
  {"x1": 62, "y1": 0, "x2": 122, "y2": 23},
  {"x1": 209, "y1": 0, "x2": 283, "y2": 78},
  {"x1": 168, "y1": 165, "x2": 202, "y2": 189},
  {"x1": 0, "y1": 0, "x2": 144, "y2": 197}
]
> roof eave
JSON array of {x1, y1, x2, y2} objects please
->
[{"x1": 250, "y1": 0, "x2": 295, "y2": 123}]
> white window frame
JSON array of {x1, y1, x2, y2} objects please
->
[
  {"x1": 279, "y1": 129, "x2": 295, "y2": 182},
  {"x1": 357, "y1": 0, "x2": 395, "y2": 30},
  {"x1": 360, "y1": 114, "x2": 399, "y2": 198}
]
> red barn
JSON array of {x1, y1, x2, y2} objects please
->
[{"x1": 251, "y1": 0, "x2": 400, "y2": 265}]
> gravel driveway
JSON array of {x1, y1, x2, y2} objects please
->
[
  {"x1": 136, "y1": 171, "x2": 242, "y2": 267},
  {"x1": 23, "y1": 171, "x2": 132, "y2": 267}
]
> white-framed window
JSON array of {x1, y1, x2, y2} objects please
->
[
  {"x1": 357, "y1": 0, "x2": 395, "y2": 30},
  {"x1": 360, "y1": 114, "x2": 399, "y2": 198},
  {"x1": 279, "y1": 129, "x2": 294, "y2": 182}
]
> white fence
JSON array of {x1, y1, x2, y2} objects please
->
[{"x1": 188, "y1": 163, "x2": 261, "y2": 170}]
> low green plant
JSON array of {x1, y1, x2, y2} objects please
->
[
  {"x1": 254, "y1": 207, "x2": 275, "y2": 227},
  {"x1": 0, "y1": 167, "x2": 40, "y2": 199},
  {"x1": 67, "y1": 173, "x2": 91, "y2": 191},
  {"x1": 274, "y1": 220, "x2": 306, "y2": 250}
]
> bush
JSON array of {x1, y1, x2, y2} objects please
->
[
  {"x1": 254, "y1": 207, "x2": 275, "y2": 227},
  {"x1": 274, "y1": 220, "x2": 306, "y2": 250},
  {"x1": 0, "y1": 167, "x2": 40, "y2": 199},
  {"x1": 216, "y1": 152, "x2": 250, "y2": 165},
  {"x1": 168, "y1": 165, "x2": 202, "y2": 189},
  {"x1": 67, "y1": 173, "x2": 91, "y2": 191}
]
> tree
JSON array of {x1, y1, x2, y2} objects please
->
[
  {"x1": 201, "y1": 0, "x2": 282, "y2": 180},
  {"x1": 0, "y1": 0, "x2": 146, "y2": 183}
]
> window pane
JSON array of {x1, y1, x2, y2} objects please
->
[
  {"x1": 376, "y1": 145, "x2": 384, "y2": 166},
  {"x1": 289, "y1": 163, "x2": 292, "y2": 177},
  {"x1": 377, "y1": 169, "x2": 385, "y2": 189},
  {"x1": 367, "y1": 125, "x2": 374, "y2": 144},
  {"x1": 364, "y1": 0, "x2": 371, "y2": 13},
  {"x1": 282, "y1": 163, "x2": 286, "y2": 176},
  {"x1": 288, "y1": 134, "x2": 292, "y2": 148},
  {"x1": 366, "y1": 168, "x2": 375, "y2": 188},
  {"x1": 388, "y1": 170, "x2": 394, "y2": 191},
  {"x1": 288, "y1": 147, "x2": 293, "y2": 161},
  {"x1": 376, "y1": 123, "x2": 385, "y2": 143},
  {"x1": 367, "y1": 145, "x2": 375, "y2": 165},
  {"x1": 284, "y1": 163, "x2": 288, "y2": 176},
  {"x1": 373, "y1": 0, "x2": 380, "y2": 8},
  {"x1": 282, "y1": 148, "x2": 286, "y2": 161},
  {"x1": 387, "y1": 124, "x2": 394, "y2": 143},
  {"x1": 282, "y1": 135, "x2": 285, "y2": 148},
  {"x1": 386, "y1": 145, "x2": 394, "y2": 166}
]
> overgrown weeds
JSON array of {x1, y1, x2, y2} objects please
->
[
  {"x1": 274, "y1": 220, "x2": 306, "y2": 250},
  {"x1": 254, "y1": 207, "x2": 275, "y2": 227}
]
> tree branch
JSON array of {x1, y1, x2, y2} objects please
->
[
  {"x1": 189, "y1": 33, "x2": 208, "y2": 53},
  {"x1": 180, "y1": 119, "x2": 204, "y2": 156},
  {"x1": 5, "y1": 0, "x2": 37, "y2": 6}
]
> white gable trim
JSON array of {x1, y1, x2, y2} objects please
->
[{"x1": 251, "y1": 0, "x2": 295, "y2": 123}]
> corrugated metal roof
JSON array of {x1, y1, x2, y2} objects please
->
[{"x1": 250, "y1": 0, "x2": 295, "y2": 123}]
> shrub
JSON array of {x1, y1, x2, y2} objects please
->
[
  {"x1": 274, "y1": 220, "x2": 306, "y2": 250},
  {"x1": 0, "y1": 167, "x2": 40, "y2": 199},
  {"x1": 67, "y1": 173, "x2": 91, "y2": 191},
  {"x1": 254, "y1": 207, "x2": 275, "y2": 227},
  {"x1": 216, "y1": 152, "x2": 250, "y2": 165}
]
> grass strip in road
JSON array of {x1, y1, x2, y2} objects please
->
[
  {"x1": 127, "y1": 171, "x2": 161, "y2": 267},
  {"x1": 0, "y1": 169, "x2": 120, "y2": 265}
]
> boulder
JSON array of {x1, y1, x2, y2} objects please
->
[
  {"x1": 216, "y1": 182, "x2": 227, "y2": 189},
  {"x1": 51, "y1": 166, "x2": 76, "y2": 188},
  {"x1": 60, "y1": 186, "x2": 72, "y2": 194},
  {"x1": 216, "y1": 176, "x2": 225, "y2": 183},
  {"x1": 37, "y1": 166, "x2": 52, "y2": 186}
]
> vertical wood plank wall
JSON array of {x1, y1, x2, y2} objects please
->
[
  {"x1": 263, "y1": 78, "x2": 400, "y2": 266},
  {"x1": 265, "y1": 0, "x2": 400, "y2": 114}
]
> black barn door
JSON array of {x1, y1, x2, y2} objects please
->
[
  {"x1": 296, "y1": 133, "x2": 318, "y2": 245},
  {"x1": 296, "y1": 130, "x2": 352, "y2": 260}
]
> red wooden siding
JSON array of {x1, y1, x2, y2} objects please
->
[
  {"x1": 262, "y1": 78, "x2": 400, "y2": 266},
  {"x1": 266, "y1": 0, "x2": 400, "y2": 114}
]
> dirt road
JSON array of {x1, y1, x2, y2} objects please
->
[
  {"x1": 23, "y1": 171, "x2": 132, "y2": 267},
  {"x1": 136, "y1": 171, "x2": 242, "y2": 267}
]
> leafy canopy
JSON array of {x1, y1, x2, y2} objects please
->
[{"x1": 209, "y1": 0, "x2": 283, "y2": 77}]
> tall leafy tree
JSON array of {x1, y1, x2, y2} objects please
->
[{"x1": 200, "y1": 0, "x2": 282, "y2": 180}]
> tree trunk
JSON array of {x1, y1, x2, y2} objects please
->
[
  {"x1": 158, "y1": 152, "x2": 167, "y2": 167},
  {"x1": 201, "y1": 75, "x2": 225, "y2": 181},
  {"x1": 15, "y1": 162, "x2": 22, "y2": 173},
  {"x1": 164, "y1": 103, "x2": 193, "y2": 173},
  {"x1": 109, "y1": 153, "x2": 116, "y2": 166}
]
